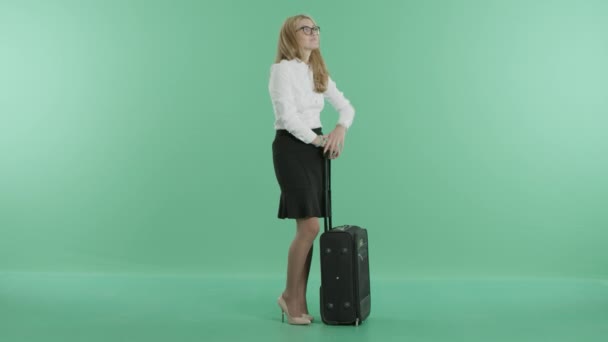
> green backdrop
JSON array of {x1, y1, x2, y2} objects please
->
[{"x1": 1, "y1": 0, "x2": 607, "y2": 280}]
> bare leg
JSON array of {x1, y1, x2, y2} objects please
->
[
  {"x1": 281, "y1": 217, "x2": 319, "y2": 318},
  {"x1": 300, "y1": 244, "x2": 313, "y2": 315}
]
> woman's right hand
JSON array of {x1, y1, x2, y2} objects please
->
[
  {"x1": 313, "y1": 135, "x2": 341, "y2": 159},
  {"x1": 312, "y1": 135, "x2": 327, "y2": 148}
]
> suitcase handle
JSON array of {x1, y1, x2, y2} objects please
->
[{"x1": 323, "y1": 156, "x2": 332, "y2": 232}]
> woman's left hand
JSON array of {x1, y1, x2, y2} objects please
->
[{"x1": 323, "y1": 125, "x2": 347, "y2": 159}]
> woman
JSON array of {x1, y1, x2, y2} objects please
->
[{"x1": 269, "y1": 14, "x2": 355, "y2": 325}]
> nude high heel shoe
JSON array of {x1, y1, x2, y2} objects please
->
[
  {"x1": 302, "y1": 314, "x2": 314, "y2": 322},
  {"x1": 277, "y1": 296, "x2": 311, "y2": 325}
]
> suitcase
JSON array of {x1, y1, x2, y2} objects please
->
[{"x1": 319, "y1": 156, "x2": 371, "y2": 326}]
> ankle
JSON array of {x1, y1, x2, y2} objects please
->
[{"x1": 281, "y1": 291, "x2": 299, "y2": 301}]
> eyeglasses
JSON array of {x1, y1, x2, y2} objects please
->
[{"x1": 296, "y1": 25, "x2": 321, "y2": 35}]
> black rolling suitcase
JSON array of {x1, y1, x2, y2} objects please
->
[{"x1": 319, "y1": 157, "x2": 371, "y2": 326}]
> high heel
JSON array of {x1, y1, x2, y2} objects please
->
[{"x1": 277, "y1": 296, "x2": 311, "y2": 325}]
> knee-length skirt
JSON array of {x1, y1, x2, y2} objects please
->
[{"x1": 272, "y1": 128, "x2": 327, "y2": 219}]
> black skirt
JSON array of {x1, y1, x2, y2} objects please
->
[{"x1": 272, "y1": 128, "x2": 327, "y2": 219}]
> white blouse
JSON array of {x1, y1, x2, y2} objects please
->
[{"x1": 268, "y1": 58, "x2": 355, "y2": 144}]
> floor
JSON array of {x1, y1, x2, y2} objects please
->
[{"x1": 1, "y1": 272, "x2": 607, "y2": 342}]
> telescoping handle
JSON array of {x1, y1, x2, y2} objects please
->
[{"x1": 323, "y1": 156, "x2": 332, "y2": 233}]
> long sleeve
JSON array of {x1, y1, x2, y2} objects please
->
[
  {"x1": 269, "y1": 63, "x2": 318, "y2": 144},
  {"x1": 324, "y1": 77, "x2": 355, "y2": 129}
]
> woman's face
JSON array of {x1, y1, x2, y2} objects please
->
[{"x1": 295, "y1": 18, "x2": 320, "y2": 52}]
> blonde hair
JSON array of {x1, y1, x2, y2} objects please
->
[{"x1": 274, "y1": 14, "x2": 329, "y2": 93}]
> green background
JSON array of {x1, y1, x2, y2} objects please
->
[{"x1": 1, "y1": 0, "x2": 607, "y2": 280}]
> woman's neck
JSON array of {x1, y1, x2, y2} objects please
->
[{"x1": 300, "y1": 50, "x2": 311, "y2": 64}]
